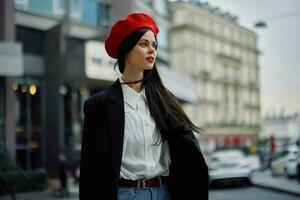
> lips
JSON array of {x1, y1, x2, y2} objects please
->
[{"x1": 146, "y1": 57, "x2": 154, "y2": 63}]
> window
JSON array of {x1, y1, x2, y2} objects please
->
[
  {"x1": 207, "y1": 106, "x2": 213, "y2": 124},
  {"x1": 225, "y1": 43, "x2": 231, "y2": 55},
  {"x1": 14, "y1": 78, "x2": 44, "y2": 169},
  {"x1": 53, "y1": 0, "x2": 82, "y2": 20},
  {"x1": 53, "y1": 0, "x2": 67, "y2": 16},
  {"x1": 15, "y1": 0, "x2": 28, "y2": 9},
  {"x1": 214, "y1": 40, "x2": 220, "y2": 53},
  {"x1": 82, "y1": 0, "x2": 99, "y2": 26},
  {"x1": 196, "y1": 14, "x2": 203, "y2": 28},
  {"x1": 22, "y1": 0, "x2": 53, "y2": 15},
  {"x1": 204, "y1": 17, "x2": 210, "y2": 32},
  {"x1": 98, "y1": 3, "x2": 111, "y2": 26},
  {"x1": 71, "y1": 0, "x2": 82, "y2": 19}
]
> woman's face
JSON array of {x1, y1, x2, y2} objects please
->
[{"x1": 125, "y1": 30, "x2": 157, "y2": 72}]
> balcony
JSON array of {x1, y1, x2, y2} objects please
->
[{"x1": 217, "y1": 53, "x2": 241, "y2": 67}]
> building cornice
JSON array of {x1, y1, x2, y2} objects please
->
[
  {"x1": 172, "y1": 24, "x2": 259, "y2": 54},
  {"x1": 171, "y1": 1, "x2": 257, "y2": 37}
]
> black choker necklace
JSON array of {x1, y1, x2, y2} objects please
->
[
  {"x1": 120, "y1": 78, "x2": 143, "y2": 85},
  {"x1": 121, "y1": 70, "x2": 153, "y2": 85}
]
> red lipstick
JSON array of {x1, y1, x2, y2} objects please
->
[{"x1": 146, "y1": 57, "x2": 154, "y2": 63}]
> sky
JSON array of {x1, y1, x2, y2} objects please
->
[{"x1": 203, "y1": 0, "x2": 300, "y2": 117}]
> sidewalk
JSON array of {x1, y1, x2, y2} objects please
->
[
  {"x1": 251, "y1": 170, "x2": 300, "y2": 196},
  {"x1": 0, "y1": 178, "x2": 79, "y2": 200}
]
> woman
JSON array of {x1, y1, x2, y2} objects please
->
[{"x1": 80, "y1": 13, "x2": 208, "y2": 200}]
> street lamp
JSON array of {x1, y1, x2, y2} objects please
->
[
  {"x1": 254, "y1": 20, "x2": 267, "y2": 28},
  {"x1": 254, "y1": 11, "x2": 300, "y2": 28}
]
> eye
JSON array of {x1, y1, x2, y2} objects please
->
[
  {"x1": 139, "y1": 42, "x2": 148, "y2": 47},
  {"x1": 152, "y1": 43, "x2": 158, "y2": 50}
]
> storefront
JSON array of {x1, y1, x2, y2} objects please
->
[{"x1": 13, "y1": 78, "x2": 44, "y2": 170}]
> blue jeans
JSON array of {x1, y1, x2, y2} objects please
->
[{"x1": 117, "y1": 183, "x2": 171, "y2": 200}]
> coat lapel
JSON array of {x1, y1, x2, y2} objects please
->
[{"x1": 107, "y1": 79, "x2": 125, "y2": 183}]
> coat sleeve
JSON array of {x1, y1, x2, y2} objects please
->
[
  {"x1": 79, "y1": 99, "x2": 97, "y2": 200},
  {"x1": 186, "y1": 132, "x2": 209, "y2": 200},
  {"x1": 168, "y1": 131, "x2": 209, "y2": 200}
]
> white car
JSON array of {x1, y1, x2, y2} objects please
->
[
  {"x1": 208, "y1": 150, "x2": 252, "y2": 185},
  {"x1": 271, "y1": 145, "x2": 298, "y2": 178},
  {"x1": 247, "y1": 154, "x2": 261, "y2": 171}
]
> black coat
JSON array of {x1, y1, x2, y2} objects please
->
[{"x1": 79, "y1": 79, "x2": 209, "y2": 200}]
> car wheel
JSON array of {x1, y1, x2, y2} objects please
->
[{"x1": 245, "y1": 178, "x2": 252, "y2": 186}]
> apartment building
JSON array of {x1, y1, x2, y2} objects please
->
[{"x1": 170, "y1": 0, "x2": 261, "y2": 152}]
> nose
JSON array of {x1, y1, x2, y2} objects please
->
[{"x1": 148, "y1": 45, "x2": 156, "y2": 54}]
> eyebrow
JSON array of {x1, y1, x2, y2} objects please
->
[{"x1": 139, "y1": 39, "x2": 157, "y2": 43}]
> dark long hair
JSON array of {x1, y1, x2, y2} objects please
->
[{"x1": 115, "y1": 29, "x2": 201, "y2": 140}]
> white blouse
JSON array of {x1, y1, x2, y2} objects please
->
[{"x1": 119, "y1": 78, "x2": 171, "y2": 180}]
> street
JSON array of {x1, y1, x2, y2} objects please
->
[
  {"x1": 1, "y1": 186, "x2": 299, "y2": 200},
  {"x1": 210, "y1": 186, "x2": 300, "y2": 200},
  {"x1": 1, "y1": 170, "x2": 299, "y2": 200}
]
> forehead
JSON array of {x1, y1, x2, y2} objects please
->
[{"x1": 140, "y1": 30, "x2": 156, "y2": 41}]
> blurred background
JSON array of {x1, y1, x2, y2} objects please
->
[{"x1": 0, "y1": 0, "x2": 299, "y2": 199}]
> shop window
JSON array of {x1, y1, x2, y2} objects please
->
[{"x1": 14, "y1": 78, "x2": 43, "y2": 170}]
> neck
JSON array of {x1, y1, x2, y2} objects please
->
[{"x1": 121, "y1": 73, "x2": 143, "y2": 93}]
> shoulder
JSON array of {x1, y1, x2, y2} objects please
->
[
  {"x1": 86, "y1": 89, "x2": 109, "y2": 104},
  {"x1": 83, "y1": 79, "x2": 122, "y2": 114},
  {"x1": 83, "y1": 88, "x2": 110, "y2": 113}
]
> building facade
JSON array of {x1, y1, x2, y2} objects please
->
[
  {"x1": 170, "y1": 0, "x2": 261, "y2": 153},
  {"x1": 1, "y1": 0, "x2": 113, "y2": 171},
  {"x1": 0, "y1": 0, "x2": 196, "y2": 171},
  {"x1": 262, "y1": 113, "x2": 300, "y2": 151}
]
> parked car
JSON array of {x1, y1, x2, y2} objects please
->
[
  {"x1": 247, "y1": 154, "x2": 261, "y2": 172},
  {"x1": 271, "y1": 145, "x2": 298, "y2": 178},
  {"x1": 208, "y1": 149, "x2": 252, "y2": 185}
]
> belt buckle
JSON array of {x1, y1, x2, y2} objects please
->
[{"x1": 141, "y1": 179, "x2": 147, "y2": 188}]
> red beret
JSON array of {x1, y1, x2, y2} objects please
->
[{"x1": 105, "y1": 12, "x2": 159, "y2": 59}]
